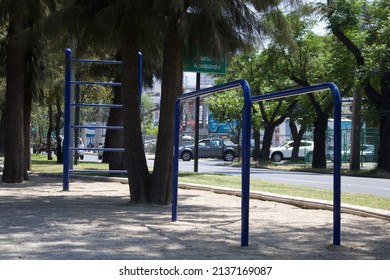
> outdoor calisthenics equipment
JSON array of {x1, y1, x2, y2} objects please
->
[
  {"x1": 251, "y1": 83, "x2": 342, "y2": 246},
  {"x1": 63, "y1": 48, "x2": 142, "y2": 191},
  {"x1": 172, "y1": 81, "x2": 342, "y2": 247},
  {"x1": 172, "y1": 79, "x2": 253, "y2": 247}
]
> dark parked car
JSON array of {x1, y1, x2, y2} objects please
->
[{"x1": 179, "y1": 138, "x2": 237, "y2": 161}]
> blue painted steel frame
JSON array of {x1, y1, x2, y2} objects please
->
[
  {"x1": 63, "y1": 49, "x2": 72, "y2": 191},
  {"x1": 251, "y1": 82, "x2": 342, "y2": 246},
  {"x1": 172, "y1": 79, "x2": 252, "y2": 247},
  {"x1": 172, "y1": 81, "x2": 341, "y2": 247},
  {"x1": 63, "y1": 49, "x2": 143, "y2": 191}
]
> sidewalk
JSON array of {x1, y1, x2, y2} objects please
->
[{"x1": 0, "y1": 174, "x2": 389, "y2": 259}]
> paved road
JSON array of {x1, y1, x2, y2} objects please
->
[
  {"x1": 84, "y1": 154, "x2": 390, "y2": 198},
  {"x1": 162, "y1": 158, "x2": 390, "y2": 198}
]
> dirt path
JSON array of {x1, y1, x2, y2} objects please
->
[{"x1": 0, "y1": 174, "x2": 389, "y2": 259}]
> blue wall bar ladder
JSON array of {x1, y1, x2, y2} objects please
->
[{"x1": 63, "y1": 48, "x2": 142, "y2": 191}]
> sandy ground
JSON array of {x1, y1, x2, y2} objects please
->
[{"x1": 0, "y1": 174, "x2": 389, "y2": 260}]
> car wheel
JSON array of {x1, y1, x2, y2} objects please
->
[
  {"x1": 80, "y1": 155, "x2": 84, "y2": 160},
  {"x1": 271, "y1": 152, "x2": 283, "y2": 162},
  {"x1": 181, "y1": 151, "x2": 192, "y2": 161},
  {"x1": 223, "y1": 151, "x2": 235, "y2": 161}
]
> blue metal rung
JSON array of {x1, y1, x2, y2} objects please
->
[
  {"x1": 69, "y1": 169, "x2": 127, "y2": 173},
  {"x1": 69, "y1": 147, "x2": 124, "y2": 152},
  {"x1": 70, "y1": 125, "x2": 123, "y2": 130},
  {"x1": 70, "y1": 103, "x2": 123, "y2": 108},
  {"x1": 71, "y1": 58, "x2": 122, "y2": 65},
  {"x1": 71, "y1": 81, "x2": 121, "y2": 87}
]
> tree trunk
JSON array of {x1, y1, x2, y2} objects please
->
[
  {"x1": 257, "y1": 100, "x2": 289, "y2": 161},
  {"x1": 289, "y1": 118, "x2": 306, "y2": 161},
  {"x1": 378, "y1": 103, "x2": 390, "y2": 171},
  {"x1": 121, "y1": 35, "x2": 150, "y2": 203},
  {"x1": 0, "y1": 110, "x2": 5, "y2": 154},
  {"x1": 105, "y1": 69, "x2": 125, "y2": 171},
  {"x1": 24, "y1": 87, "x2": 33, "y2": 174},
  {"x1": 329, "y1": 18, "x2": 390, "y2": 171},
  {"x1": 149, "y1": 25, "x2": 184, "y2": 204},
  {"x1": 46, "y1": 101, "x2": 53, "y2": 161},
  {"x1": 55, "y1": 92, "x2": 63, "y2": 164},
  {"x1": 312, "y1": 113, "x2": 328, "y2": 168},
  {"x1": 259, "y1": 124, "x2": 276, "y2": 161},
  {"x1": 3, "y1": 14, "x2": 28, "y2": 182},
  {"x1": 252, "y1": 130, "x2": 261, "y2": 161}
]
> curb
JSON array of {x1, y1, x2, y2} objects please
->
[
  {"x1": 178, "y1": 183, "x2": 390, "y2": 221},
  {"x1": 5, "y1": 172, "x2": 390, "y2": 221}
]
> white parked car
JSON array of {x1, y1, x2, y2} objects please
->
[
  {"x1": 269, "y1": 140, "x2": 314, "y2": 162},
  {"x1": 77, "y1": 137, "x2": 85, "y2": 160},
  {"x1": 61, "y1": 137, "x2": 85, "y2": 160}
]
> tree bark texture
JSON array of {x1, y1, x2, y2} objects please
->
[
  {"x1": 3, "y1": 14, "x2": 28, "y2": 182},
  {"x1": 107, "y1": 84, "x2": 125, "y2": 171},
  {"x1": 149, "y1": 25, "x2": 184, "y2": 204},
  {"x1": 121, "y1": 36, "x2": 150, "y2": 203}
]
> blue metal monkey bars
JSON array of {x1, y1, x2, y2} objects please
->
[{"x1": 172, "y1": 81, "x2": 342, "y2": 247}]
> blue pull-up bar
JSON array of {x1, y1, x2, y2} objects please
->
[
  {"x1": 172, "y1": 81, "x2": 342, "y2": 247},
  {"x1": 172, "y1": 79, "x2": 252, "y2": 247},
  {"x1": 251, "y1": 82, "x2": 342, "y2": 245}
]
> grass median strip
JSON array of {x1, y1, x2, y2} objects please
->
[
  {"x1": 30, "y1": 155, "x2": 390, "y2": 211},
  {"x1": 178, "y1": 172, "x2": 390, "y2": 211}
]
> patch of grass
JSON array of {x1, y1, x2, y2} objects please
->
[
  {"x1": 178, "y1": 172, "x2": 390, "y2": 211},
  {"x1": 30, "y1": 155, "x2": 390, "y2": 210},
  {"x1": 31, "y1": 154, "x2": 108, "y2": 174}
]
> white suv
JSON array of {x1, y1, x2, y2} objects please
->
[
  {"x1": 269, "y1": 140, "x2": 314, "y2": 162},
  {"x1": 61, "y1": 137, "x2": 85, "y2": 160}
]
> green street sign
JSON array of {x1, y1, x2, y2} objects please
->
[{"x1": 183, "y1": 54, "x2": 227, "y2": 74}]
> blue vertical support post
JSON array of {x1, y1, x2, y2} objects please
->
[
  {"x1": 240, "y1": 80, "x2": 252, "y2": 247},
  {"x1": 172, "y1": 99, "x2": 181, "y2": 222},
  {"x1": 63, "y1": 49, "x2": 72, "y2": 191},
  {"x1": 330, "y1": 83, "x2": 342, "y2": 246}
]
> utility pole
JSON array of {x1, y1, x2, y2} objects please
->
[{"x1": 194, "y1": 72, "x2": 200, "y2": 172}]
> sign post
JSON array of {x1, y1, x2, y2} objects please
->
[{"x1": 184, "y1": 53, "x2": 227, "y2": 172}]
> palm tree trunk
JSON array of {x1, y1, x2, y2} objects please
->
[
  {"x1": 24, "y1": 87, "x2": 33, "y2": 174},
  {"x1": 0, "y1": 112, "x2": 4, "y2": 154},
  {"x1": 3, "y1": 17, "x2": 28, "y2": 182},
  {"x1": 105, "y1": 71, "x2": 124, "y2": 171},
  {"x1": 149, "y1": 25, "x2": 184, "y2": 204},
  {"x1": 121, "y1": 35, "x2": 150, "y2": 203}
]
